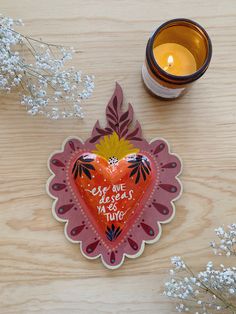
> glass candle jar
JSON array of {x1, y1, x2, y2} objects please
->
[{"x1": 142, "y1": 19, "x2": 212, "y2": 99}]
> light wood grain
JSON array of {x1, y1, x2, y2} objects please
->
[{"x1": 0, "y1": 0, "x2": 236, "y2": 313}]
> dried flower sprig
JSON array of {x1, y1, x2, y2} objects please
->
[
  {"x1": 210, "y1": 224, "x2": 236, "y2": 257},
  {"x1": 0, "y1": 15, "x2": 95, "y2": 119},
  {"x1": 164, "y1": 226, "x2": 236, "y2": 314}
]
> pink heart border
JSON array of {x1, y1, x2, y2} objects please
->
[{"x1": 46, "y1": 83, "x2": 182, "y2": 269}]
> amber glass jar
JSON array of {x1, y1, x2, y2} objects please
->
[{"x1": 142, "y1": 19, "x2": 212, "y2": 99}]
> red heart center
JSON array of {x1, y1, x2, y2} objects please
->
[{"x1": 71, "y1": 153, "x2": 155, "y2": 246}]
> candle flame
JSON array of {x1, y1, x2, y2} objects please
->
[
  {"x1": 167, "y1": 55, "x2": 174, "y2": 66},
  {"x1": 163, "y1": 55, "x2": 174, "y2": 71}
]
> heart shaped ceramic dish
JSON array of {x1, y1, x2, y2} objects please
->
[{"x1": 47, "y1": 83, "x2": 182, "y2": 269}]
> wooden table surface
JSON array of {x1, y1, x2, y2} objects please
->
[{"x1": 1, "y1": 0, "x2": 236, "y2": 313}]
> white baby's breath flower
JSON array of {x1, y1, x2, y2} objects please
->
[
  {"x1": 171, "y1": 256, "x2": 186, "y2": 270},
  {"x1": 211, "y1": 224, "x2": 236, "y2": 257},
  {"x1": 164, "y1": 225, "x2": 236, "y2": 314},
  {"x1": 0, "y1": 15, "x2": 95, "y2": 119}
]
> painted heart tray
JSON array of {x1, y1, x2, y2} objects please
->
[{"x1": 47, "y1": 83, "x2": 182, "y2": 269}]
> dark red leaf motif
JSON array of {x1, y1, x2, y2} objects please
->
[
  {"x1": 154, "y1": 143, "x2": 165, "y2": 154},
  {"x1": 86, "y1": 240, "x2": 100, "y2": 254},
  {"x1": 128, "y1": 237, "x2": 138, "y2": 251},
  {"x1": 120, "y1": 119, "x2": 130, "y2": 133},
  {"x1": 121, "y1": 128, "x2": 129, "y2": 138},
  {"x1": 113, "y1": 96, "x2": 118, "y2": 110},
  {"x1": 119, "y1": 110, "x2": 129, "y2": 123},
  {"x1": 108, "y1": 105, "x2": 117, "y2": 119},
  {"x1": 51, "y1": 159, "x2": 65, "y2": 167},
  {"x1": 107, "y1": 113, "x2": 117, "y2": 123},
  {"x1": 162, "y1": 162, "x2": 177, "y2": 169},
  {"x1": 108, "y1": 121, "x2": 117, "y2": 131},
  {"x1": 57, "y1": 203, "x2": 74, "y2": 215},
  {"x1": 69, "y1": 141, "x2": 75, "y2": 151},
  {"x1": 105, "y1": 127, "x2": 113, "y2": 133},
  {"x1": 152, "y1": 203, "x2": 169, "y2": 215},
  {"x1": 130, "y1": 137, "x2": 142, "y2": 141},
  {"x1": 52, "y1": 183, "x2": 66, "y2": 191},
  {"x1": 86, "y1": 83, "x2": 144, "y2": 145},
  {"x1": 126, "y1": 127, "x2": 139, "y2": 140},
  {"x1": 96, "y1": 128, "x2": 110, "y2": 135},
  {"x1": 110, "y1": 251, "x2": 116, "y2": 264},
  {"x1": 141, "y1": 223, "x2": 155, "y2": 236},
  {"x1": 89, "y1": 135, "x2": 102, "y2": 143},
  {"x1": 70, "y1": 224, "x2": 85, "y2": 236},
  {"x1": 159, "y1": 184, "x2": 177, "y2": 193}
]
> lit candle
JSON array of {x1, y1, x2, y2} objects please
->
[
  {"x1": 153, "y1": 43, "x2": 197, "y2": 76},
  {"x1": 142, "y1": 19, "x2": 212, "y2": 99}
]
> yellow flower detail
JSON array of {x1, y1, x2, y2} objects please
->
[{"x1": 93, "y1": 132, "x2": 139, "y2": 162}]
